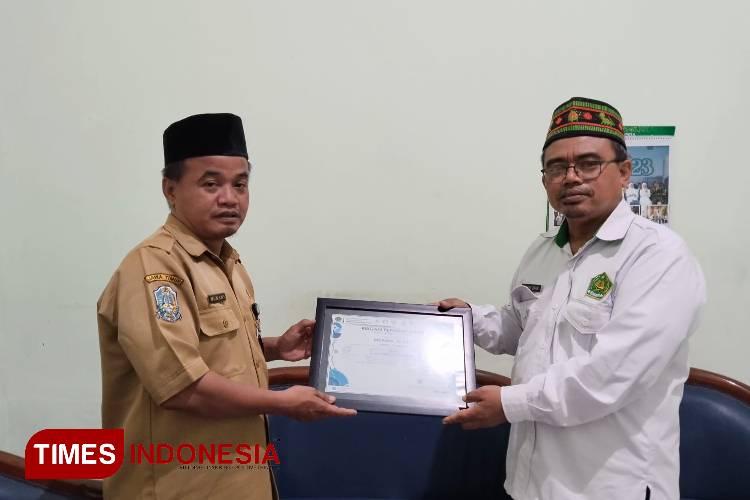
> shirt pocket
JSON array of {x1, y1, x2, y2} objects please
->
[
  {"x1": 511, "y1": 285, "x2": 542, "y2": 360},
  {"x1": 197, "y1": 307, "x2": 247, "y2": 378},
  {"x1": 558, "y1": 299, "x2": 612, "y2": 358},
  {"x1": 564, "y1": 298, "x2": 611, "y2": 334},
  {"x1": 511, "y1": 284, "x2": 539, "y2": 327}
]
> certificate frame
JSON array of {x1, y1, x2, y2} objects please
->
[{"x1": 309, "y1": 298, "x2": 476, "y2": 416}]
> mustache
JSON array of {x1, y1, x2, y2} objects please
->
[{"x1": 559, "y1": 187, "x2": 591, "y2": 199}]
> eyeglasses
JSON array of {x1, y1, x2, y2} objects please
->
[{"x1": 541, "y1": 159, "x2": 622, "y2": 183}]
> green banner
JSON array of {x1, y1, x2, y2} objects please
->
[{"x1": 624, "y1": 125, "x2": 676, "y2": 136}]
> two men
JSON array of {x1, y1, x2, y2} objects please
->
[
  {"x1": 97, "y1": 113, "x2": 354, "y2": 500},
  {"x1": 99, "y1": 99, "x2": 706, "y2": 499},
  {"x1": 442, "y1": 98, "x2": 706, "y2": 499}
]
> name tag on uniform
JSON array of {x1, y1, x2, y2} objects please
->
[
  {"x1": 208, "y1": 293, "x2": 227, "y2": 305},
  {"x1": 522, "y1": 283, "x2": 543, "y2": 293}
]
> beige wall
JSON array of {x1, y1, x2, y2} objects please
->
[{"x1": 1, "y1": 0, "x2": 749, "y2": 456}]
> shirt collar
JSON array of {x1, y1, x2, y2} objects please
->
[
  {"x1": 552, "y1": 199, "x2": 635, "y2": 248},
  {"x1": 553, "y1": 220, "x2": 570, "y2": 247},
  {"x1": 595, "y1": 199, "x2": 636, "y2": 242},
  {"x1": 164, "y1": 214, "x2": 239, "y2": 261}
]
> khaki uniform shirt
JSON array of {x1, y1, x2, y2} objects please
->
[{"x1": 97, "y1": 214, "x2": 273, "y2": 500}]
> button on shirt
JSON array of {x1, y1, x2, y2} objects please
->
[
  {"x1": 472, "y1": 201, "x2": 706, "y2": 500},
  {"x1": 97, "y1": 214, "x2": 273, "y2": 500}
]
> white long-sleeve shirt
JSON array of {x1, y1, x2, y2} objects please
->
[{"x1": 472, "y1": 200, "x2": 706, "y2": 500}]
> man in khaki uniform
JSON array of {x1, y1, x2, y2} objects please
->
[{"x1": 98, "y1": 113, "x2": 354, "y2": 500}]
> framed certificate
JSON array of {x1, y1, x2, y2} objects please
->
[{"x1": 309, "y1": 298, "x2": 476, "y2": 416}]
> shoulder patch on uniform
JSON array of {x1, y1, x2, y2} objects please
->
[
  {"x1": 586, "y1": 272, "x2": 613, "y2": 300},
  {"x1": 145, "y1": 273, "x2": 184, "y2": 286},
  {"x1": 153, "y1": 285, "x2": 182, "y2": 322}
]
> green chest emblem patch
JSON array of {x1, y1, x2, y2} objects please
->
[{"x1": 586, "y1": 272, "x2": 613, "y2": 300}]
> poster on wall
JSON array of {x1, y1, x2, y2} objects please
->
[{"x1": 546, "y1": 126, "x2": 675, "y2": 230}]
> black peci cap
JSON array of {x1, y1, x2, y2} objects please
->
[{"x1": 163, "y1": 113, "x2": 248, "y2": 165}]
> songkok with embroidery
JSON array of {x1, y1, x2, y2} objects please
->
[
  {"x1": 163, "y1": 113, "x2": 248, "y2": 165},
  {"x1": 544, "y1": 97, "x2": 625, "y2": 150}
]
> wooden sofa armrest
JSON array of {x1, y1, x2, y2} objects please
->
[{"x1": 687, "y1": 367, "x2": 750, "y2": 405}]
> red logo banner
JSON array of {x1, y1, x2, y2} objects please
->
[{"x1": 25, "y1": 428, "x2": 125, "y2": 479}]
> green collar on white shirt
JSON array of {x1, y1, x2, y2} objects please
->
[{"x1": 553, "y1": 201, "x2": 636, "y2": 248}]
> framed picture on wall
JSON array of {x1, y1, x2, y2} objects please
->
[{"x1": 546, "y1": 126, "x2": 675, "y2": 230}]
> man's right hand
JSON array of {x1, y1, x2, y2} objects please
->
[
  {"x1": 437, "y1": 298, "x2": 470, "y2": 311},
  {"x1": 276, "y1": 385, "x2": 357, "y2": 421}
]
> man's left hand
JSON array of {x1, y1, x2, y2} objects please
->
[
  {"x1": 443, "y1": 385, "x2": 507, "y2": 430},
  {"x1": 275, "y1": 319, "x2": 315, "y2": 362}
]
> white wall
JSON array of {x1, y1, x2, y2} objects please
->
[{"x1": 1, "y1": 1, "x2": 748, "y2": 456}]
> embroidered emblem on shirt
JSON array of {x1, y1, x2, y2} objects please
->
[
  {"x1": 522, "y1": 283, "x2": 543, "y2": 293},
  {"x1": 153, "y1": 285, "x2": 182, "y2": 322},
  {"x1": 144, "y1": 273, "x2": 184, "y2": 286},
  {"x1": 208, "y1": 293, "x2": 227, "y2": 305},
  {"x1": 586, "y1": 272, "x2": 613, "y2": 300}
]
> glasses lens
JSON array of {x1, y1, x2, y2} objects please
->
[
  {"x1": 577, "y1": 161, "x2": 602, "y2": 180},
  {"x1": 544, "y1": 165, "x2": 566, "y2": 182}
]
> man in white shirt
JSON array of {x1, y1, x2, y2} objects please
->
[{"x1": 442, "y1": 97, "x2": 706, "y2": 500}]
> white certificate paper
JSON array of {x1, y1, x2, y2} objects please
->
[{"x1": 324, "y1": 312, "x2": 467, "y2": 407}]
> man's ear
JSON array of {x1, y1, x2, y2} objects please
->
[
  {"x1": 618, "y1": 159, "x2": 632, "y2": 188},
  {"x1": 162, "y1": 177, "x2": 176, "y2": 209}
]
